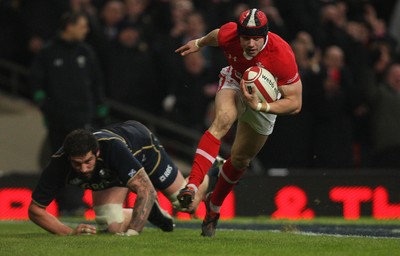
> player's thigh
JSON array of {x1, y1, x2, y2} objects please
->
[
  {"x1": 148, "y1": 144, "x2": 180, "y2": 190},
  {"x1": 214, "y1": 88, "x2": 238, "y2": 113},
  {"x1": 92, "y1": 187, "x2": 129, "y2": 206},
  {"x1": 231, "y1": 121, "x2": 268, "y2": 162},
  {"x1": 161, "y1": 170, "x2": 186, "y2": 196}
]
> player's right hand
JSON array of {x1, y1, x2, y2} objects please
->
[
  {"x1": 240, "y1": 80, "x2": 260, "y2": 110},
  {"x1": 175, "y1": 39, "x2": 199, "y2": 56},
  {"x1": 73, "y1": 223, "x2": 96, "y2": 235}
]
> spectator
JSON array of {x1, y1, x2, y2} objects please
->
[
  {"x1": 99, "y1": 0, "x2": 125, "y2": 41},
  {"x1": 123, "y1": 0, "x2": 156, "y2": 45},
  {"x1": 0, "y1": 0, "x2": 29, "y2": 66},
  {"x1": 69, "y1": 0, "x2": 98, "y2": 16},
  {"x1": 163, "y1": 51, "x2": 217, "y2": 131},
  {"x1": 105, "y1": 23, "x2": 161, "y2": 114},
  {"x1": 90, "y1": 0, "x2": 125, "y2": 66},
  {"x1": 22, "y1": 0, "x2": 66, "y2": 57},
  {"x1": 389, "y1": 0, "x2": 400, "y2": 56},
  {"x1": 154, "y1": 7, "x2": 219, "y2": 112},
  {"x1": 342, "y1": 19, "x2": 372, "y2": 167},
  {"x1": 29, "y1": 12, "x2": 108, "y2": 216},
  {"x1": 258, "y1": 0, "x2": 288, "y2": 40},
  {"x1": 183, "y1": 10, "x2": 216, "y2": 69},
  {"x1": 273, "y1": 0, "x2": 322, "y2": 42},
  {"x1": 365, "y1": 63, "x2": 400, "y2": 169},
  {"x1": 368, "y1": 39, "x2": 396, "y2": 82},
  {"x1": 311, "y1": 45, "x2": 357, "y2": 168},
  {"x1": 318, "y1": 1, "x2": 349, "y2": 50}
]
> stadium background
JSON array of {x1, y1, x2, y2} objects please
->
[{"x1": 1, "y1": 0, "x2": 400, "y2": 220}]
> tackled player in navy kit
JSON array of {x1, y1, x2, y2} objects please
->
[{"x1": 28, "y1": 120, "x2": 213, "y2": 236}]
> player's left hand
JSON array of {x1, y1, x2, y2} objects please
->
[{"x1": 240, "y1": 80, "x2": 261, "y2": 111}]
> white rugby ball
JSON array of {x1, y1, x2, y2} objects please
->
[{"x1": 242, "y1": 66, "x2": 279, "y2": 103}]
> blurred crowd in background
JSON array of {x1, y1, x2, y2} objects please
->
[{"x1": 1, "y1": 0, "x2": 400, "y2": 170}]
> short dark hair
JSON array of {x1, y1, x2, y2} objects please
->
[
  {"x1": 59, "y1": 12, "x2": 87, "y2": 31},
  {"x1": 63, "y1": 129, "x2": 99, "y2": 157}
]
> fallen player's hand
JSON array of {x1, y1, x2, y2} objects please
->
[
  {"x1": 72, "y1": 224, "x2": 97, "y2": 235},
  {"x1": 115, "y1": 229, "x2": 140, "y2": 236}
]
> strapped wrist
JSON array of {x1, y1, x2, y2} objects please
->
[
  {"x1": 256, "y1": 102, "x2": 271, "y2": 112},
  {"x1": 256, "y1": 102, "x2": 262, "y2": 111},
  {"x1": 265, "y1": 102, "x2": 271, "y2": 112},
  {"x1": 195, "y1": 37, "x2": 203, "y2": 48},
  {"x1": 187, "y1": 183, "x2": 198, "y2": 193}
]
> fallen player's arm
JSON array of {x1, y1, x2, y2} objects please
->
[
  {"x1": 28, "y1": 201, "x2": 96, "y2": 235},
  {"x1": 125, "y1": 168, "x2": 157, "y2": 233}
]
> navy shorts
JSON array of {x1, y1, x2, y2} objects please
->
[
  {"x1": 106, "y1": 120, "x2": 180, "y2": 191},
  {"x1": 144, "y1": 132, "x2": 179, "y2": 190}
]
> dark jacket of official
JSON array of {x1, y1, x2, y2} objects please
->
[{"x1": 30, "y1": 36, "x2": 105, "y2": 126}]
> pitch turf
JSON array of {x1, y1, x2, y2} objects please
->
[{"x1": 1, "y1": 218, "x2": 400, "y2": 256}]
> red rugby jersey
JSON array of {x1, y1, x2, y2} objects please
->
[{"x1": 218, "y1": 22, "x2": 300, "y2": 86}]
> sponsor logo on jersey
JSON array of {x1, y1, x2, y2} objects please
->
[
  {"x1": 99, "y1": 169, "x2": 111, "y2": 178},
  {"x1": 70, "y1": 178, "x2": 82, "y2": 185},
  {"x1": 82, "y1": 183, "x2": 106, "y2": 190},
  {"x1": 77, "y1": 55, "x2": 86, "y2": 68},
  {"x1": 128, "y1": 169, "x2": 136, "y2": 178},
  {"x1": 256, "y1": 62, "x2": 263, "y2": 68}
]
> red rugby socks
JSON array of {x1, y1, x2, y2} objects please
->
[
  {"x1": 210, "y1": 158, "x2": 245, "y2": 211},
  {"x1": 188, "y1": 131, "x2": 221, "y2": 189}
]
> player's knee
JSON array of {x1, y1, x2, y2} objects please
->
[
  {"x1": 93, "y1": 204, "x2": 124, "y2": 233},
  {"x1": 231, "y1": 155, "x2": 251, "y2": 170},
  {"x1": 214, "y1": 111, "x2": 235, "y2": 133}
]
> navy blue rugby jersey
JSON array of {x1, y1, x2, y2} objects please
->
[{"x1": 31, "y1": 120, "x2": 163, "y2": 207}]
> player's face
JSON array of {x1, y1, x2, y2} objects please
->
[
  {"x1": 240, "y1": 36, "x2": 265, "y2": 57},
  {"x1": 69, "y1": 150, "x2": 98, "y2": 179}
]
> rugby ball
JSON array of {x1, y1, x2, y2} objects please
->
[{"x1": 242, "y1": 66, "x2": 279, "y2": 103}]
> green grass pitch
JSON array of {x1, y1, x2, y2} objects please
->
[{"x1": 1, "y1": 218, "x2": 400, "y2": 256}]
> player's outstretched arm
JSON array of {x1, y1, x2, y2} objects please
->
[
  {"x1": 28, "y1": 202, "x2": 96, "y2": 235},
  {"x1": 125, "y1": 168, "x2": 157, "y2": 235},
  {"x1": 175, "y1": 29, "x2": 219, "y2": 56}
]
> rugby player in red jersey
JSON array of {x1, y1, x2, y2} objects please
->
[{"x1": 175, "y1": 8, "x2": 302, "y2": 237}]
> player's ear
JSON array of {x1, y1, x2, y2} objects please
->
[{"x1": 96, "y1": 149, "x2": 100, "y2": 157}]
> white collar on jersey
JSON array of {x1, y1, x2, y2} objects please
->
[{"x1": 243, "y1": 34, "x2": 269, "y2": 60}]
